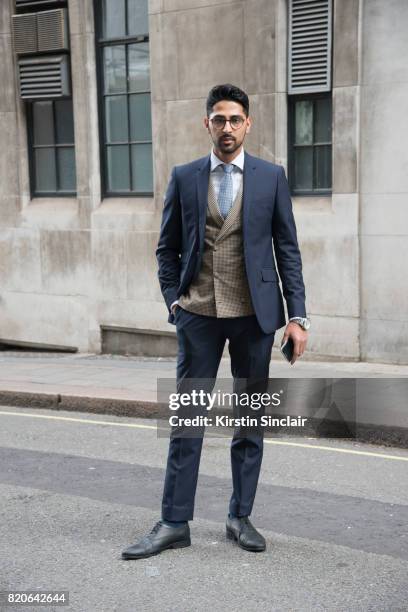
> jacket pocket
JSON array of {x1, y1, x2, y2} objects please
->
[{"x1": 261, "y1": 267, "x2": 279, "y2": 282}]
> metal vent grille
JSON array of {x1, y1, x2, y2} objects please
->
[
  {"x1": 37, "y1": 9, "x2": 69, "y2": 52},
  {"x1": 288, "y1": 0, "x2": 332, "y2": 94},
  {"x1": 18, "y1": 54, "x2": 70, "y2": 99},
  {"x1": 12, "y1": 13, "x2": 37, "y2": 54},
  {"x1": 12, "y1": 8, "x2": 69, "y2": 54}
]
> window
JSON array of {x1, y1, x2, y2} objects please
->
[
  {"x1": 287, "y1": 0, "x2": 332, "y2": 195},
  {"x1": 28, "y1": 99, "x2": 77, "y2": 196},
  {"x1": 289, "y1": 95, "x2": 332, "y2": 195},
  {"x1": 288, "y1": 94, "x2": 332, "y2": 195},
  {"x1": 95, "y1": 0, "x2": 153, "y2": 196}
]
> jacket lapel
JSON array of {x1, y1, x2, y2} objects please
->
[
  {"x1": 196, "y1": 154, "x2": 211, "y2": 252},
  {"x1": 242, "y1": 151, "x2": 257, "y2": 240}
]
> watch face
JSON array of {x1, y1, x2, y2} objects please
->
[{"x1": 291, "y1": 318, "x2": 310, "y2": 330}]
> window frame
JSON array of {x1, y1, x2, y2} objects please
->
[
  {"x1": 287, "y1": 91, "x2": 332, "y2": 197},
  {"x1": 94, "y1": 0, "x2": 153, "y2": 198},
  {"x1": 27, "y1": 98, "x2": 77, "y2": 198}
]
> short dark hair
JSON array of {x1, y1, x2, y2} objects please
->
[{"x1": 206, "y1": 84, "x2": 249, "y2": 117}]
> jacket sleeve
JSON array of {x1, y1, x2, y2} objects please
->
[
  {"x1": 272, "y1": 166, "x2": 306, "y2": 319},
  {"x1": 156, "y1": 166, "x2": 182, "y2": 312}
]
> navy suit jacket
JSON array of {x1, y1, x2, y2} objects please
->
[{"x1": 156, "y1": 150, "x2": 306, "y2": 334}]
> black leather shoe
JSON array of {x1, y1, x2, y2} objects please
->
[
  {"x1": 226, "y1": 516, "x2": 266, "y2": 552},
  {"x1": 121, "y1": 521, "x2": 191, "y2": 560}
]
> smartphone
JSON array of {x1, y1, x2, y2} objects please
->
[{"x1": 280, "y1": 337, "x2": 295, "y2": 364}]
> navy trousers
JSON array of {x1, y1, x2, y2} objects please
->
[{"x1": 161, "y1": 307, "x2": 275, "y2": 522}]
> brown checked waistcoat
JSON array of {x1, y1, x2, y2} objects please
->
[{"x1": 178, "y1": 178, "x2": 255, "y2": 317}]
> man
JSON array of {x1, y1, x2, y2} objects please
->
[{"x1": 122, "y1": 84, "x2": 309, "y2": 560}]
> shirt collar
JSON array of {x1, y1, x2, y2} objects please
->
[{"x1": 210, "y1": 147, "x2": 245, "y2": 172}]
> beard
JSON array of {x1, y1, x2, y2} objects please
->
[{"x1": 217, "y1": 135, "x2": 241, "y2": 154}]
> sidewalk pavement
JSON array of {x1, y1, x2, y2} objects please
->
[{"x1": 1, "y1": 350, "x2": 407, "y2": 414}]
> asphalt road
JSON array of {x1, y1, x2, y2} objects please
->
[{"x1": 0, "y1": 406, "x2": 407, "y2": 612}]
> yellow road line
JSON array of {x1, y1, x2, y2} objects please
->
[
  {"x1": 0, "y1": 409, "x2": 157, "y2": 430},
  {"x1": 263, "y1": 438, "x2": 408, "y2": 461},
  {"x1": 1, "y1": 409, "x2": 408, "y2": 462}
]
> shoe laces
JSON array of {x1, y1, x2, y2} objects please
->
[{"x1": 150, "y1": 521, "x2": 162, "y2": 535}]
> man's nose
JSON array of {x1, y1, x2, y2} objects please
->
[{"x1": 222, "y1": 120, "x2": 233, "y2": 133}]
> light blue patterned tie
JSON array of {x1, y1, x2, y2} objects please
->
[{"x1": 218, "y1": 163, "x2": 234, "y2": 219}]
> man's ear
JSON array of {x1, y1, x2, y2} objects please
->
[{"x1": 246, "y1": 117, "x2": 252, "y2": 134}]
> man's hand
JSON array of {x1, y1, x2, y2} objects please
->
[{"x1": 281, "y1": 322, "x2": 308, "y2": 365}]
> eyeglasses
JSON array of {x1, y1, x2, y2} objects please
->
[{"x1": 209, "y1": 115, "x2": 245, "y2": 130}]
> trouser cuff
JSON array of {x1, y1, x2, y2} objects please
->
[{"x1": 162, "y1": 503, "x2": 194, "y2": 522}]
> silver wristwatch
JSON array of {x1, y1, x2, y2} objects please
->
[{"x1": 290, "y1": 317, "x2": 311, "y2": 331}]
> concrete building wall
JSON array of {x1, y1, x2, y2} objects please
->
[
  {"x1": 0, "y1": 0, "x2": 406, "y2": 363},
  {"x1": 359, "y1": 0, "x2": 408, "y2": 363}
]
